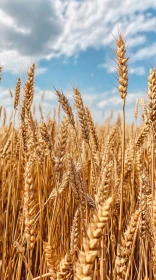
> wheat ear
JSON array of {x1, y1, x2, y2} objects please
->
[
  {"x1": 75, "y1": 197, "x2": 113, "y2": 279},
  {"x1": 74, "y1": 88, "x2": 90, "y2": 143},
  {"x1": 14, "y1": 78, "x2": 21, "y2": 110},
  {"x1": 116, "y1": 34, "x2": 129, "y2": 239},
  {"x1": 55, "y1": 90, "x2": 75, "y2": 127}
]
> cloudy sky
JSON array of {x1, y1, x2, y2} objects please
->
[{"x1": 0, "y1": 0, "x2": 156, "y2": 123}]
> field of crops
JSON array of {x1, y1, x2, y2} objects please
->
[{"x1": 0, "y1": 35, "x2": 156, "y2": 280}]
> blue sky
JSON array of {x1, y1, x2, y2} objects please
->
[{"x1": 0, "y1": 0, "x2": 156, "y2": 123}]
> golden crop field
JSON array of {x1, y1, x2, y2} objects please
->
[{"x1": 0, "y1": 35, "x2": 155, "y2": 280}]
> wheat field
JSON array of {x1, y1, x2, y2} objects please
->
[{"x1": 0, "y1": 35, "x2": 156, "y2": 280}]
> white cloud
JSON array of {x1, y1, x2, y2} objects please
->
[
  {"x1": 97, "y1": 97, "x2": 121, "y2": 108},
  {"x1": 97, "y1": 91, "x2": 145, "y2": 108},
  {"x1": 98, "y1": 63, "x2": 117, "y2": 73},
  {"x1": 127, "y1": 36, "x2": 147, "y2": 48},
  {"x1": 129, "y1": 67, "x2": 145, "y2": 76},
  {"x1": 0, "y1": 87, "x2": 12, "y2": 100},
  {"x1": 131, "y1": 42, "x2": 156, "y2": 62},
  {"x1": 127, "y1": 92, "x2": 145, "y2": 104},
  {"x1": 0, "y1": 8, "x2": 30, "y2": 34},
  {"x1": 35, "y1": 67, "x2": 47, "y2": 76},
  {"x1": 90, "y1": 107, "x2": 136, "y2": 125},
  {"x1": 99, "y1": 63, "x2": 146, "y2": 76},
  {"x1": 95, "y1": 91, "x2": 146, "y2": 124},
  {"x1": 0, "y1": 84, "x2": 58, "y2": 123},
  {"x1": 0, "y1": 85, "x2": 57, "y2": 108},
  {"x1": 0, "y1": 0, "x2": 155, "y2": 73},
  {"x1": 88, "y1": 108, "x2": 107, "y2": 124},
  {"x1": 49, "y1": 0, "x2": 156, "y2": 59},
  {"x1": 33, "y1": 87, "x2": 57, "y2": 103},
  {"x1": 0, "y1": 83, "x2": 146, "y2": 125},
  {"x1": 76, "y1": 94, "x2": 97, "y2": 107},
  {"x1": 0, "y1": 0, "x2": 62, "y2": 73},
  {"x1": 0, "y1": 50, "x2": 33, "y2": 74}
]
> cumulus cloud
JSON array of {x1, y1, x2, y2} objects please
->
[
  {"x1": 0, "y1": 0, "x2": 63, "y2": 73},
  {"x1": 0, "y1": 84, "x2": 57, "y2": 109},
  {"x1": 129, "y1": 67, "x2": 146, "y2": 76},
  {"x1": 0, "y1": 0, "x2": 155, "y2": 73},
  {"x1": 127, "y1": 36, "x2": 147, "y2": 48},
  {"x1": 33, "y1": 87, "x2": 57, "y2": 103},
  {"x1": 0, "y1": 0, "x2": 62, "y2": 56},
  {"x1": 0, "y1": 87, "x2": 12, "y2": 101},
  {"x1": 98, "y1": 61, "x2": 146, "y2": 76},
  {"x1": 0, "y1": 81, "x2": 146, "y2": 125},
  {"x1": 50, "y1": 0, "x2": 156, "y2": 58},
  {"x1": 35, "y1": 67, "x2": 48, "y2": 77},
  {"x1": 97, "y1": 91, "x2": 145, "y2": 108},
  {"x1": 98, "y1": 63, "x2": 117, "y2": 73},
  {"x1": 131, "y1": 42, "x2": 156, "y2": 62},
  {"x1": 97, "y1": 97, "x2": 121, "y2": 108},
  {"x1": 0, "y1": 0, "x2": 154, "y2": 124}
]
